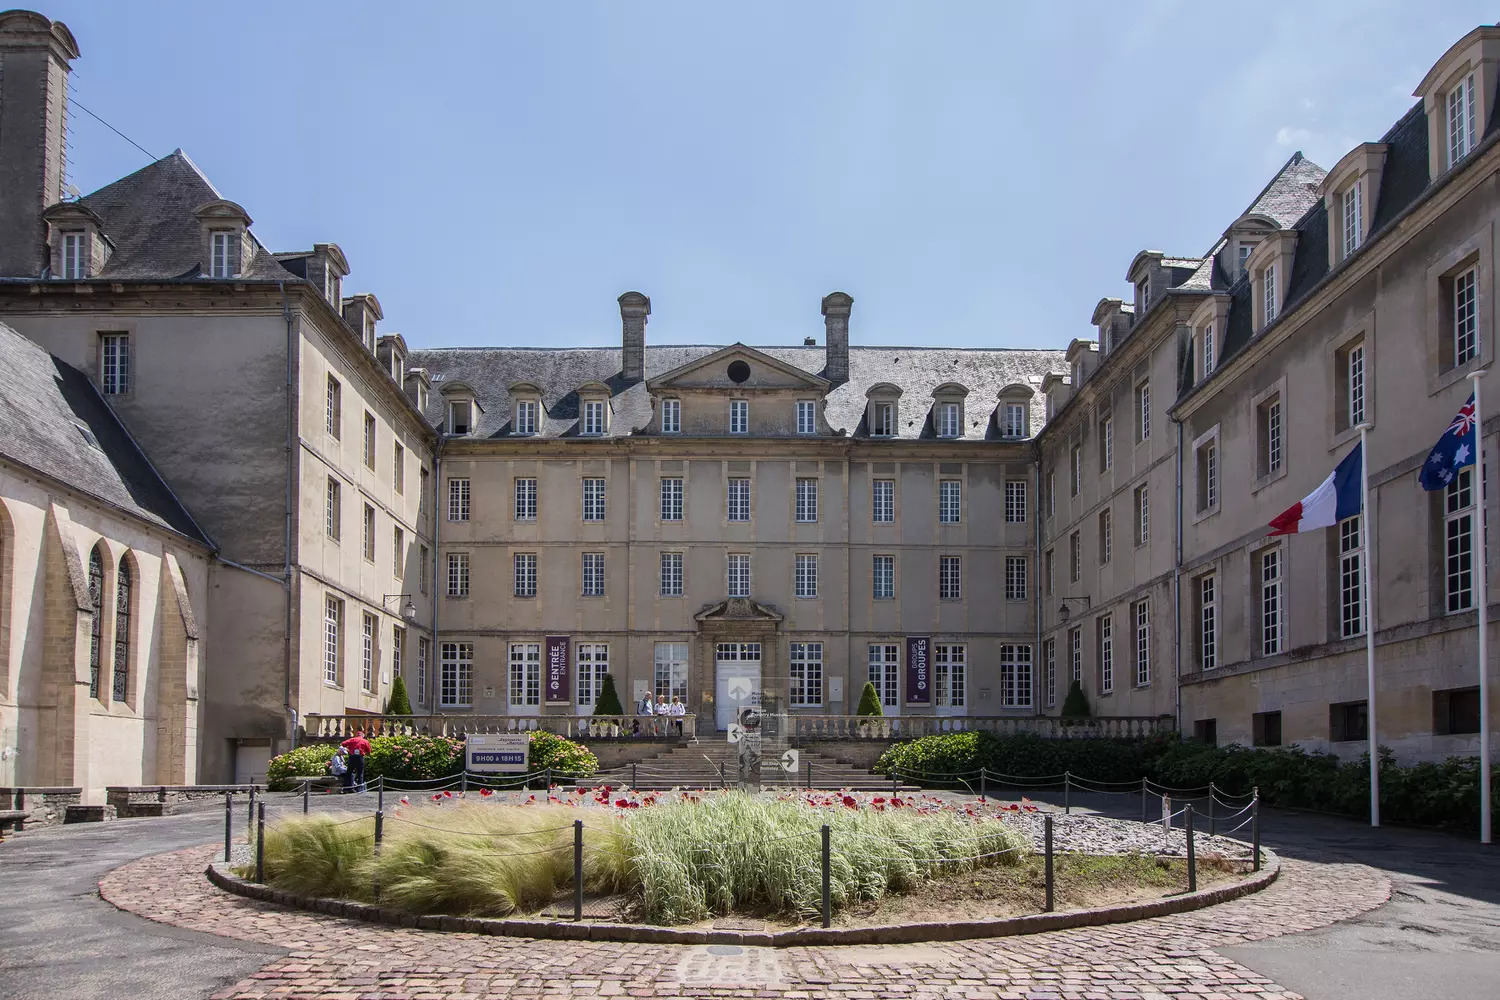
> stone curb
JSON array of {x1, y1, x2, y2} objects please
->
[{"x1": 203, "y1": 850, "x2": 1280, "y2": 947}]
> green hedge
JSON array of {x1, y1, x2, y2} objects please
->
[
  {"x1": 876, "y1": 731, "x2": 1174, "y2": 784},
  {"x1": 266, "y1": 732, "x2": 599, "y2": 790}
]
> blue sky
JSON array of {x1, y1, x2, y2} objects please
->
[{"x1": 44, "y1": 1, "x2": 1492, "y2": 351}]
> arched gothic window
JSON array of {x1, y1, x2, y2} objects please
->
[
  {"x1": 113, "y1": 559, "x2": 132, "y2": 703},
  {"x1": 88, "y1": 546, "x2": 103, "y2": 699}
]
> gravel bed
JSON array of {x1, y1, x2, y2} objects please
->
[{"x1": 1001, "y1": 811, "x2": 1256, "y2": 860}]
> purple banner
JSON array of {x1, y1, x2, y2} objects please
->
[
  {"x1": 905, "y1": 636, "x2": 931, "y2": 704},
  {"x1": 545, "y1": 636, "x2": 570, "y2": 705}
]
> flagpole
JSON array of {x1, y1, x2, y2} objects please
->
[
  {"x1": 1358, "y1": 423, "x2": 1379, "y2": 827},
  {"x1": 1472, "y1": 369, "x2": 1491, "y2": 845}
]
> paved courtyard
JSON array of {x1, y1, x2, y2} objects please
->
[{"x1": 0, "y1": 791, "x2": 1496, "y2": 1000}]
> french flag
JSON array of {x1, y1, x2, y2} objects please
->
[{"x1": 1267, "y1": 442, "x2": 1363, "y2": 535}]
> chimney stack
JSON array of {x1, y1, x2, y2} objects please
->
[
  {"x1": 0, "y1": 11, "x2": 80, "y2": 277},
  {"x1": 619, "y1": 291, "x2": 650, "y2": 382},
  {"x1": 821, "y1": 292, "x2": 852, "y2": 383}
]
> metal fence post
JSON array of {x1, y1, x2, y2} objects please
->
[
  {"x1": 303, "y1": 780, "x2": 310, "y2": 815},
  {"x1": 223, "y1": 791, "x2": 232, "y2": 862},
  {"x1": 1162, "y1": 794, "x2": 1171, "y2": 830},
  {"x1": 1043, "y1": 814, "x2": 1054, "y2": 913},
  {"x1": 820, "y1": 824, "x2": 832, "y2": 928},
  {"x1": 892, "y1": 772, "x2": 898, "y2": 797},
  {"x1": 980, "y1": 769, "x2": 987, "y2": 800},
  {"x1": 1185, "y1": 804, "x2": 1197, "y2": 893},
  {"x1": 1064, "y1": 771, "x2": 1071, "y2": 814},
  {"x1": 247, "y1": 786, "x2": 255, "y2": 831},
  {"x1": 1207, "y1": 781, "x2": 1216, "y2": 837},
  {"x1": 255, "y1": 802, "x2": 265, "y2": 884},
  {"x1": 632, "y1": 762, "x2": 638, "y2": 789},
  {"x1": 806, "y1": 759, "x2": 812, "y2": 791},
  {"x1": 1141, "y1": 776, "x2": 1149, "y2": 821},
  {"x1": 574, "y1": 819, "x2": 584, "y2": 921},
  {"x1": 373, "y1": 809, "x2": 384, "y2": 903},
  {"x1": 546, "y1": 767, "x2": 553, "y2": 790},
  {"x1": 460, "y1": 770, "x2": 468, "y2": 793},
  {"x1": 1252, "y1": 796, "x2": 1261, "y2": 872},
  {"x1": 377, "y1": 775, "x2": 385, "y2": 813}
]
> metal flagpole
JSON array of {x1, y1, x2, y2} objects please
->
[
  {"x1": 1472, "y1": 369, "x2": 1491, "y2": 845},
  {"x1": 1358, "y1": 423, "x2": 1379, "y2": 827}
]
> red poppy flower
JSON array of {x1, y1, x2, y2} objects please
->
[
  {"x1": 443, "y1": 790, "x2": 453, "y2": 798},
  {"x1": 842, "y1": 795, "x2": 857, "y2": 809},
  {"x1": 431, "y1": 794, "x2": 442, "y2": 801},
  {"x1": 480, "y1": 788, "x2": 494, "y2": 797}
]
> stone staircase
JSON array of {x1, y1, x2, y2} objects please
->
[{"x1": 583, "y1": 740, "x2": 918, "y2": 792}]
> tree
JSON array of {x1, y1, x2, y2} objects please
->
[
  {"x1": 1060, "y1": 680, "x2": 1091, "y2": 719},
  {"x1": 855, "y1": 680, "x2": 884, "y2": 717},
  {"x1": 384, "y1": 675, "x2": 413, "y2": 716},
  {"x1": 593, "y1": 673, "x2": 625, "y2": 716}
]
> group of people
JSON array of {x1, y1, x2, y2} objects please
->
[
  {"x1": 636, "y1": 693, "x2": 686, "y2": 735},
  {"x1": 329, "y1": 732, "x2": 370, "y2": 792}
]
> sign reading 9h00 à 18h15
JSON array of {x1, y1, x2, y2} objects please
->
[{"x1": 466, "y1": 733, "x2": 530, "y2": 774}]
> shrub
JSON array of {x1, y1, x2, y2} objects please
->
[
  {"x1": 384, "y1": 676, "x2": 413, "y2": 716},
  {"x1": 592, "y1": 673, "x2": 625, "y2": 717},
  {"x1": 364, "y1": 733, "x2": 465, "y2": 783},
  {"x1": 528, "y1": 730, "x2": 600, "y2": 776},
  {"x1": 266, "y1": 731, "x2": 599, "y2": 790},
  {"x1": 266, "y1": 743, "x2": 338, "y2": 789},
  {"x1": 1060, "y1": 680, "x2": 1091, "y2": 718},
  {"x1": 876, "y1": 731, "x2": 1171, "y2": 785},
  {"x1": 855, "y1": 681, "x2": 884, "y2": 717}
]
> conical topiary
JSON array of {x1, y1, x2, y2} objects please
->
[
  {"x1": 1060, "y1": 679, "x2": 1091, "y2": 719},
  {"x1": 855, "y1": 680, "x2": 884, "y2": 716},
  {"x1": 593, "y1": 673, "x2": 625, "y2": 716},
  {"x1": 385, "y1": 675, "x2": 413, "y2": 715}
]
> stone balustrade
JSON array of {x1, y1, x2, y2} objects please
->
[{"x1": 302, "y1": 713, "x2": 697, "y2": 742}]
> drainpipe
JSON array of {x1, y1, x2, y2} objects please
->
[
  {"x1": 281, "y1": 283, "x2": 298, "y2": 749},
  {"x1": 429, "y1": 436, "x2": 443, "y2": 720},
  {"x1": 1034, "y1": 452, "x2": 1044, "y2": 715},
  {"x1": 1172, "y1": 415, "x2": 1184, "y2": 733}
]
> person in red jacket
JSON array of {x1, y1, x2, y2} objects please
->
[{"x1": 340, "y1": 733, "x2": 372, "y2": 792}]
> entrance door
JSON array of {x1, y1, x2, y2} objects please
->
[
  {"x1": 715, "y1": 641, "x2": 762, "y2": 730},
  {"x1": 866, "y1": 643, "x2": 902, "y2": 716}
]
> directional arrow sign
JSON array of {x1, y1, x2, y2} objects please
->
[
  {"x1": 727, "y1": 723, "x2": 745, "y2": 744},
  {"x1": 780, "y1": 749, "x2": 800, "y2": 773},
  {"x1": 727, "y1": 678, "x2": 753, "y2": 701}
]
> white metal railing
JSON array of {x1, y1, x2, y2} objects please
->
[{"x1": 302, "y1": 713, "x2": 696, "y2": 741}]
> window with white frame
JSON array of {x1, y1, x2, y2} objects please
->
[
  {"x1": 789, "y1": 642, "x2": 823, "y2": 707},
  {"x1": 1098, "y1": 613, "x2": 1114, "y2": 694},
  {"x1": 393, "y1": 526, "x2": 403, "y2": 579},
  {"x1": 936, "y1": 402, "x2": 961, "y2": 438},
  {"x1": 362, "y1": 504, "x2": 375, "y2": 561},
  {"x1": 1341, "y1": 180, "x2": 1363, "y2": 258},
  {"x1": 583, "y1": 478, "x2": 606, "y2": 522},
  {"x1": 419, "y1": 544, "x2": 429, "y2": 594},
  {"x1": 729, "y1": 399, "x2": 748, "y2": 434},
  {"x1": 1005, "y1": 480, "x2": 1027, "y2": 523},
  {"x1": 873, "y1": 554, "x2": 894, "y2": 599},
  {"x1": 1044, "y1": 549, "x2": 1054, "y2": 597},
  {"x1": 999, "y1": 644, "x2": 1031, "y2": 709},
  {"x1": 871, "y1": 401, "x2": 895, "y2": 437},
  {"x1": 1136, "y1": 383, "x2": 1151, "y2": 441},
  {"x1": 513, "y1": 399, "x2": 538, "y2": 436},
  {"x1": 1069, "y1": 531, "x2": 1080, "y2": 583},
  {"x1": 1099, "y1": 416, "x2": 1113, "y2": 472},
  {"x1": 727, "y1": 477, "x2": 751, "y2": 522},
  {"x1": 794, "y1": 554, "x2": 818, "y2": 598},
  {"x1": 1005, "y1": 556, "x2": 1027, "y2": 601},
  {"x1": 576, "y1": 644, "x2": 609, "y2": 707},
  {"x1": 514, "y1": 477, "x2": 538, "y2": 521},
  {"x1": 1098, "y1": 508, "x2": 1112, "y2": 565},
  {"x1": 326, "y1": 376, "x2": 341, "y2": 438},
  {"x1": 939, "y1": 480, "x2": 962, "y2": 524},
  {"x1": 100, "y1": 333, "x2": 129, "y2": 395},
  {"x1": 727, "y1": 553, "x2": 750, "y2": 598},
  {"x1": 1196, "y1": 440, "x2": 1218, "y2": 513},
  {"x1": 393, "y1": 442, "x2": 405, "y2": 494},
  {"x1": 795, "y1": 478, "x2": 819, "y2": 522},
  {"x1": 935, "y1": 644, "x2": 967, "y2": 709},
  {"x1": 1446, "y1": 467, "x2": 1475, "y2": 612},
  {"x1": 325, "y1": 477, "x2": 341, "y2": 540},
  {"x1": 1134, "y1": 484, "x2": 1149, "y2": 545},
  {"x1": 654, "y1": 642, "x2": 689, "y2": 702},
  {"x1": 1259, "y1": 395, "x2": 1283, "y2": 476},
  {"x1": 440, "y1": 641, "x2": 473, "y2": 707},
  {"x1": 796, "y1": 400, "x2": 817, "y2": 435},
  {"x1": 1346, "y1": 341, "x2": 1366, "y2": 428},
  {"x1": 61, "y1": 231, "x2": 85, "y2": 278},
  {"x1": 872, "y1": 479, "x2": 895, "y2": 522},
  {"x1": 514, "y1": 552, "x2": 537, "y2": 598},
  {"x1": 1260, "y1": 547, "x2": 1284, "y2": 655},
  {"x1": 416, "y1": 635, "x2": 428, "y2": 706},
  {"x1": 1070, "y1": 444, "x2": 1081, "y2": 496},
  {"x1": 1448, "y1": 72, "x2": 1477, "y2": 168},
  {"x1": 1044, "y1": 638, "x2": 1056, "y2": 708},
  {"x1": 1198, "y1": 574, "x2": 1217, "y2": 670},
  {"x1": 660, "y1": 398, "x2": 681, "y2": 433},
  {"x1": 1454, "y1": 266, "x2": 1479, "y2": 366},
  {"x1": 447, "y1": 552, "x2": 469, "y2": 597},
  {"x1": 1339, "y1": 515, "x2": 1364, "y2": 638},
  {"x1": 868, "y1": 644, "x2": 900, "y2": 708},
  {"x1": 582, "y1": 399, "x2": 606, "y2": 436},
  {"x1": 1068, "y1": 626, "x2": 1082, "y2": 685},
  {"x1": 660, "y1": 552, "x2": 684, "y2": 596},
  {"x1": 939, "y1": 555, "x2": 962, "y2": 600},
  {"x1": 361, "y1": 612, "x2": 376, "y2": 692},
  {"x1": 1263, "y1": 263, "x2": 1279, "y2": 324},
  {"x1": 1132, "y1": 599, "x2": 1150, "y2": 687},
  {"x1": 323, "y1": 594, "x2": 342, "y2": 685},
  {"x1": 582, "y1": 552, "x2": 605, "y2": 597},
  {"x1": 1003, "y1": 402, "x2": 1027, "y2": 439},
  {"x1": 660, "y1": 477, "x2": 684, "y2": 521},
  {"x1": 363, "y1": 412, "x2": 376, "y2": 468},
  {"x1": 210, "y1": 230, "x2": 237, "y2": 278},
  {"x1": 1238, "y1": 244, "x2": 1253, "y2": 278},
  {"x1": 448, "y1": 478, "x2": 470, "y2": 521},
  {"x1": 508, "y1": 642, "x2": 541, "y2": 707},
  {"x1": 448, "y1": 399, "x2": 473, "y2": 435},
  {"x1": 1137, "y1": 273, "x2": 1151, "y2": 311},
  {"x1": 1202, "y1": 322, "x2": 1215, "y2": 378}
]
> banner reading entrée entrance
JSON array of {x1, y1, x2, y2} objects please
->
[
  {"x1": 544, "y1": 635, "x2": 570, "y2": 705},
  {"x1": 906, "y1": 636, "x2": 930, "y2": 704}
]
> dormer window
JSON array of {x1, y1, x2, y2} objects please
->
[
  {"x1": 796, "y1": 400, "x2": 817, "y2": 435},
  {"x1": 1248, "y1": 232, "x2": 1296, "y2": 333},
  {"x1": 936, "y1": 402, "x2": 961, "y2": 438},
  {"x1": 61, "y1": 231, "x2": 85, "y2": 278},
  {"x1": 325, "y1": 271, "x2": 341, "y2": 307},
  {"x1": 661, "y1": 397, "x2": 681, "y2": 434},
  {"x1": 872, "y1": 401, "x2": 895, "y2": 437},
  {"x1": 514, "y1": 399, "x2": 539, "y2": 436},
  {"x1": 1003, "y1": 402, "x2": 1027, "y2": 439},
  {"x1": 1071, "y1": 360, "x2": 1082, "y2": 386},
  {"x1": 582, "y1": 399, "x2": 607, "y2": 436},
  {"x1": 1136, "y1": 275, "x2": 1151, "y2": 311},
  {"x1": 1417, "y1": 28, "x2": 1500, "y2": 179},
  {"x1": 362, "y1": 314, "x2": 375, "y2": 353},
  {"x1": 1263, "y1": 264, "x2": 1278, "y2": 323},
  {"x1": 1447, "y1": 72, "x2": 1476, "y2": 167},
  {"x1": 210, "y1": 230, "x2": 238, "y2": 278},
  {"x1": 448, "y1": 399, "x2": 473, "y2": 436},
  {"x1": 1202, "y1": 321, "x2": 1216, "y2": 377},
  {"x1": 1237, "y1": 244, "x2": 1254, "y2": 278},
  {"x1": 1341, "y1": 181, "x2": 1363, "y2": 258},
  {"x1": 1322, "y1": 145, "x2": 1386, "y2": 268}
]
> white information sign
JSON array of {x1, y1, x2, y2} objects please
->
[
  {"x1": 727, "y1": 723, "x2": 746, "y2": 744},
  {"x1": 466, "y1": 733, "x2": 530, "y2": 774},
  {"x1": 780, "y1": 749, "x2": 800, "y2": 773}
]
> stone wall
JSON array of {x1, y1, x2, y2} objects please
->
[
  {"x1": 0, "y1": 786, "x2": 81, "y2": 828},
  {"x1": 104, "y1": 784, "x2": 259, "y2": 815}
]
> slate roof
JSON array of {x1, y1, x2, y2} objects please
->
[
  {"x1": 1241, "y1": 152, "x2": 1328, "y2": 227},
  {"x1": 408, "y1": 344, "x2": 1065, "y2": 441},
  {"x1": 0, "y1": 321, "x2": 212, "y2": 545}
]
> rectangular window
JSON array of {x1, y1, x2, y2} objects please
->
[
  {"x1": 326, "y1": 376, "x2": 341, "y2": 438},
  {"x1": 514, "y1": 477, "x2": 538, "y2": 521},
  {"x1": 448, "y1": 400, "x2": 473, "y2": 436},
  {"x1": 789, "y1": 642, "x2": 824, "y2": 707},
  {"x1": 1339, "y1": 515, "x2": 1365, "y2": 638},
  {"x1": 1263, "y1": 263, "x2": 1278, "y2": 323},
  {"x1": 1134, "y1": 485, "x2": 1149, "y2": 545},
  {"x1": 1454, "y1": 267, "x2": 1479, "y2": 366},
  {"x1": 1199, "y1": 574, "x2": 1218, "y2": 670},
  {"x1": 1070, "y1": 444, "x2": 1081, "y2": 496},
  {"x1": 1252, "y1": 710, "x2": 1282, "y2": 747},
  {"x1": 938, "y1": 480, "x2": 962, "y2": 524},
  {"x1": 1099, "y1": 417, "x2": 1113, "y2": 471},
  {"x1": 939, "y1": 555, "x2": 962, "y2": 600},
  {"x1": 361, "y1": 612, "x2": 376, "y2": 692},
  {"x1": 1133, "y1": 599, "x2": 1150, "y2": 687},
  {"x1": 61, "y1": 231, "x2": 85, "y2": 278},
  {"x1": 513, "y1": 400, "x2": 538, "y2": 436},
  {"x1": 654, "y1": 642, "x2": 689, "y2": 703},
  {"x1": 868, "y1": 644, "x2": 900, "y2": 708},
  {"x1": 1329, "y1": 701, "x2": 1369, "y2": 743},
  {"x1": 873, "y1": 554, "x2": 895, "y2": 599},
  {"x1": 325, "y1": 477, "x2": 341, "y2": 540},
  {"x1": 1068, "y1": 626, "x2": 1082, "y2": 685},
  {"x1": 514, "y1": 552, "x2": 538, "y2": 598},
  {"x1": 1433, "y1": 686, "x2": 1481, "y2": 735},
  {"x1": 1047, "y1": 473, "x2": 1055, "y2": 518},
  {"x1": 1005, "y1": 480, "x2": 1027, "y2": 523},
  {"x1": 935, "y1": 644, "x2": 968, "y2": 709},
  {"x1": 1260, "y1": 548, "x2": 1283, "y2": 655},
  {"x1": 393, "y1": 526, "x2": 403, "y2": 579},
  {"x1": 660, "y1": 398, "x2": 681, "y2": 434},
  {"x1": 1098, "y1": 613, "x2": 1114, "y2": 694},
  {"x1": 729, "y1": 398, "x2": 748, "y2": 434},
  {"x1": 660, "y1": 477, "x2": 684, "y2": 521},
  {"x1": 936, "y1": 402, "x2": 960, "y2": 438},
  {"x1": 795, "y1": 478, "x2": 819, "y2": 522},
  {"x1": 797, "y1": 400, "x2": 817, "y2": 435},
  {"x1": 795, "y1": 554, "x2": 818, "y2": 599},
  {"x1": 1003, "y1": 402, "x2": 1027, "y2": 439},
  {"x1": 1005, "y1": 556, "x2": 1027, "y2": 601},
  {"x1": 210, "y1": 230, "x2": 238, "y2": 278},
  {"x1": 1446, "y1": 467, "x2": 1475, "y2": 612},
  {"x1": 362, "y1": 504, "x2": 375, "y2": 561},
  {"x1": 1259, "y1": 396, "x2": 1283, "y2": 476},
  {"x1": 872, "y1": 479, "x2": 895, "y2": 523},
  {"x1": 582, "y1": 399, "x2": 605, "y2": 435},
  {"x1": 1044, "y1": 549, "x2": 1054, "y2": 597},
  {"x1": 1197, "y1": 441, "x2": 1218, "y2": 512},
  {"x1": 100, "y1": 333, "x2": 129, "y2": 395},
  {"x1": 871, "y1": 401, "x2": 895, "y2": 437},
  {"x1": 577, "y1": 644, "x2": 610, "y2": 707},
  {"x1": 727, "y1": 553, "x2": 750, "y2": 597},
  {"x1": 583, "y1": 478, "x2": 607, "y2": 522},
  {"x1": 447, "y1": 552, "x2": 469, "y2": 598},
  {"x1": 1347, "y1": 342, "x2": 1366, "y2": 428},
  {"x1": 393, "y1": 442, "x2": 405, "y2": 494},
  {"x1": 420, "y1": 467, "x2": 430, "y2": 522},
  {"x1": 727, "y1": 477, "x2": 751, "y2": 522},
  {"x1": 1069, "y1": 531, "x2": 1081, "y2": 583},
  {"x1": 1193, "y1": 718, "x2": 1218, "y2": 746},
  {"x1": 323, "y1": 594, "x2": 342, "y2": 685},
  {"x1": 508, "y1": 642, "x2": 541, "y2": 707},
  {"x1": 1448, "y1": 72, "x2": 1476, "y2": 167},
  {"x1": 1341, "y1": 180, "x2": 1362, "y2": 258},
  {"x1": 999, "y1": 644, "x2": 1031, "y2": 709},
  {"x1": 419, "y1": 544, "x2": 429, "y2": 595},
  {"x1": 1238, "y1": 245, "x2": 1253, "y2": 278},
  {"x1": 1203, "y1": 323, "x2": 1215, "y2": 377},
  {"x1": 660, "y1": 552, "x2": 684, "y2": 596},
  {"x1": 582, "y1": 552, "x2": 605, "y2": 597},
  {"x1": 416, "y1": 636, "x2": 428, "y2": 706},
  {"x1": 1136, "y1": 383, "x2": 1150, "y2": 441},
  {"x1": 1098, "y1": 508, "x2": 1112, "y2": 565},
  {"x1": 448, "y1": 478, "x2": 470, "y2": 522},
  {"x1": 1043, "y1": 639, "x2": 1057, "y2": 708},
  {"x1": 363, "y1": 412, "x2": 376, "y2": 468}
]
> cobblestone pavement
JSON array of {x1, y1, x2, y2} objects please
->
[{"x1": 99, "y1": 841, "x2": 1391, "y2": 1000}]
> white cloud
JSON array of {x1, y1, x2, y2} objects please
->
[{"x1": 1276, "y1": 126, "x2": 1313, "y2": 146}]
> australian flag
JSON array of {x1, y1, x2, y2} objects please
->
[{"x1": 1419, "y1": 392, "x2": 1478, "y2": 491}]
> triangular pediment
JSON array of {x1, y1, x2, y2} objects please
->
[
  {"x1": 694, "y1": 598, "x2": 784, "y2": 622},
  {"x1": 648, "y1": 344, "x2": 828, "y2": 392}
]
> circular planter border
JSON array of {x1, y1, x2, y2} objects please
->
[{"x1": 204, "y1": 850, "x2": 1279, "y2": 947}]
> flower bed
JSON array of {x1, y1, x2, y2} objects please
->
[{"x1": 264, "y1": 732, "x2": 599, "y2": 790}]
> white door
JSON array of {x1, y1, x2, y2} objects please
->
[
  {"x1": 575, "y1": 643, "x2": 609, "y2": 716},
  {"x1": 866, "y1": 643, "x2": 902, "y2": 717},
  {"x1": 715, "y1": 641, "x2": 762, "y2": 730},
  {"x1": 507, "y1": 642, "x2": 541, "y2": 716},
  {"x1": 234, "y1": 742, "x2": 273, "y2": 785}
]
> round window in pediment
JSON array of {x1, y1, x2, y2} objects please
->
[{"x1": 727, "y1": 360, "x2": 751, "y2": 383}]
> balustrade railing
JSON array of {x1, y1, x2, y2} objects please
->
[
  {"x1": 302, "y1": 713, "x2": 696, "y2": 742},
  {"x1": 786, "y1": 714, "x2": 1174, "y2": 741}
]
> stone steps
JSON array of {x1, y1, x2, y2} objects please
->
[{"x1": 583, "y1": 741, "x2": 918, "y2": 791}]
